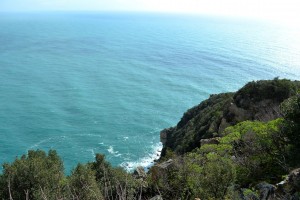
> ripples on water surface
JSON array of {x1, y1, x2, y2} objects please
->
[{"x1": 0, "y1": 12, "x2": 300, "y2": 172}]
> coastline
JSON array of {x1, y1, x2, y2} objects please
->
[{"x1": 120, "y1": 142, "x2": 163, "y2": 172}]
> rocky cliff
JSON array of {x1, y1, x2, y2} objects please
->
[{"x1": 160, "y1": 79, "x2": 300, "y2": 156}]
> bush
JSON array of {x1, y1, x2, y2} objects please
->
[
  {"x1": 199, "y1": 153, "x2": 236, "y2": 200},
  {"x1": 148, "y1": 150, "x2": 236, "y2": 199}
]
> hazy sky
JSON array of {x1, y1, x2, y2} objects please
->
[{"x1": 1, "y1": 0, "x2": 299, "y2": 23}]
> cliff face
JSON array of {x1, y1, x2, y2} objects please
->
[{"x1": 160, "y1": 79, "x2": 300, "y2": 156}]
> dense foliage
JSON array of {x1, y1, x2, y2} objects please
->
[
  {"x1": 0, "y1": 152, "x2": 144, "y2": 200},
  {"x1": 0, "y1": 150, "x2": 64, "y2": 199},
  {"x1": 234, "y1": 78, "x2": 300, "y2": 106},
  {"x1": 281, "y1": 94, "x2": 300, "y2": 167}
]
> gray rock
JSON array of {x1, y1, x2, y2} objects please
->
[
  {"x1": 252, "y1": 100, "x2": 281, "y2": 122},
  {"x1": 156, "y1": 159, "x2": 173, "y2": 170},
  {"x1": 227, "y1": 103, "x2": 252, "y2": 122},
  {"x1": 133, "y1": 166, "x2": 147, "y2": 178},
  {"x1": 285, "y1": 168, "x2": 300, "y2": 191},
  {"x1": 256, "y1": 182, "x2": 276, "y2": 200},
  {"x1": 149, "y1": 195, "x2": 163, "y2": 200},
  {"x1": 200, "y1": 137, "x2": 220, "y2": 146},
  {"x1": 277, "y1": 168, "x2": 300, "y2": 195}
]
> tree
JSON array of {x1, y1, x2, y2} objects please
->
[
  {"x1": 281, "y1": 94, "x2": 300, "y2": 167},
  {"x1": 1, "y1": 150, "x2": 64, "y2": 199},
  {"x1": 281, "y1": 94, "x2": 300, "y2": 122},
  {"x1": 68, "y1": 163, "x2": 103, "y2": 200},
  {"x1": 90, "y1": 154, "x2": 140, "y2": 200}
]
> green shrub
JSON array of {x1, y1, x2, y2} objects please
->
[
  {"x1": 221, "y1": 119, "x2": 287, "y2": 186},
  {"x1": 198, "y1": 153, "x2": 236, "y2": 200},
  {"x1": 1, "y1": 150, "x2": 64, "y2": 199}
]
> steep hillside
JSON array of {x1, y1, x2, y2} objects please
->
[{"x1": 160, "y1": 79, "x2": 300, "y2": 156}]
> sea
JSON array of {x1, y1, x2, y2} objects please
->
[{"x1": 0, "y1": 12, "x2": 300, "y2": 172}]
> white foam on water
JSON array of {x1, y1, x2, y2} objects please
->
[
  {"x1": 107, "y1": 146, "x2": 116, "y2": 154},
  {"x1": 120, "y1": 142, "x2": 163, "y2": 172},
  {"x1": 107, "y1": 146, "x2": 122, "y2": 157}
]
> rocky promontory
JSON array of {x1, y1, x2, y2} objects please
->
[{"x1": 160, "y1": 79, "x2": 300, "y2": 156}]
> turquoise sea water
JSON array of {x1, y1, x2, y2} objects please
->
[{"x1": 1, "y1": 12, "x2": 300, "y2": 172}]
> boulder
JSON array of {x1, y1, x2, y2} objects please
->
[
  {"x1": 277, "y1": 168, "x2": 300, "y2": 195},
  {"x1": 284, "y1": 168, "x2": 300, "y2": 190},
  {"x1": 133, "y1": 166, "x2": 147, "y2": 179},
  {"x1": 255, "y1": 182, "x2": 276, "y2": 200},
  {"x1": 149, "y1": 195, "x2": 163, "y2": 200}
]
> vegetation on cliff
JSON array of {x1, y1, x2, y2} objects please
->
[
  {"x1": 1, "y1": 78, "x2": 300, "y2": 200},
  {"x1": 161, "y1": 78, "x2": 300, "y2": 156}
]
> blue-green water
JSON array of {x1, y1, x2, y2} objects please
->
[{"x1": 1, "y1": 12, "x2": 300, "y2": 172}]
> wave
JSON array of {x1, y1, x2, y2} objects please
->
[
  {"x1": 120, "y1": 142, "x2": 163, "y2": 172},
  {"x1": 107, "y1": 146, "x2": 122, "y2": 157}
]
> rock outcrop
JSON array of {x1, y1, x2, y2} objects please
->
[
  {"x1": 155, "y1": 159, "x2": 174, "y2": 170},
  {"x1": 200, "y1": 137, "x2": 220, "y2": 146},
  {"x1": 237, "y1": 169, "x2": 300, "y2": 200},
  {"x1": 275, "y1": 168, "x2": 300, "y2": 199},
  {"x1": 160, "y1": 79, "x2": 300, "y2": 156},
  {"x1": 256, "y1": 183, "x2": 276, "y2": 200}
]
